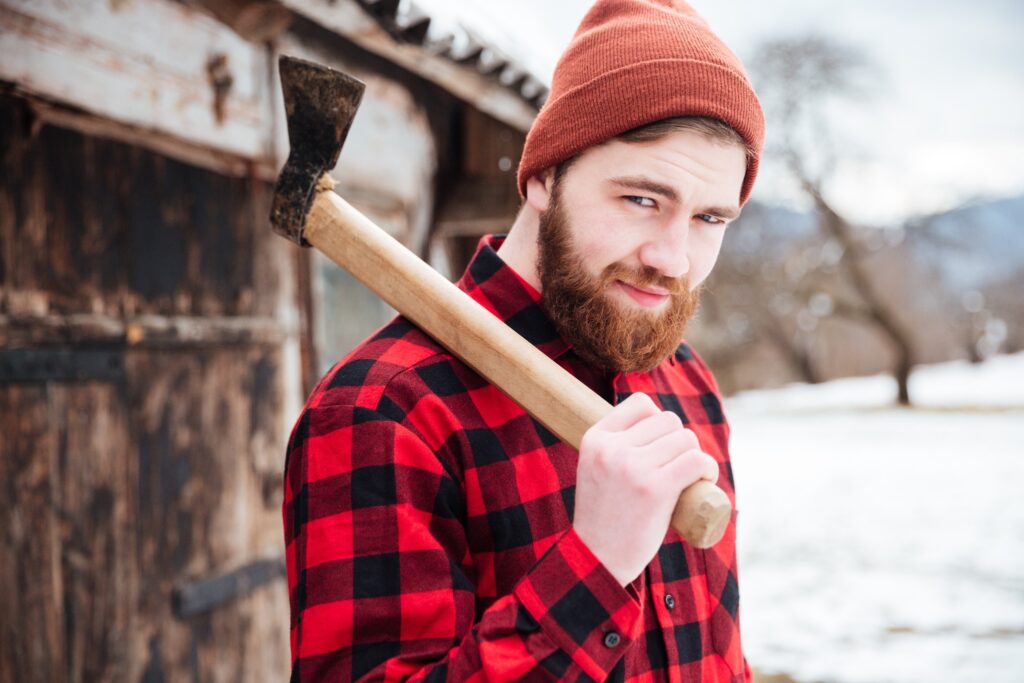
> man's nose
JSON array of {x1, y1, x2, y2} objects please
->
[{"x1": 637, "y1": 220, "x2": 690, "y2": 279}]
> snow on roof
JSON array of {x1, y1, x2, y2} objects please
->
[{"x1": 359, "y1": 0, "x2": 562, "y2": 109}]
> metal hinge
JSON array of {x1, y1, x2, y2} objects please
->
[
  {"x1": 0, "y1": 348, "x2": 125, "y2": 383},
  {"x1": 172, "y1": 558, "x2": 286, "y2": 618}
]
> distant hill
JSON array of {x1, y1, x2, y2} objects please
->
[
  {"x1": 698, "y1": 192, "x2": 1024, "y2": 391},
  {"x1": 906, "y1": 194, "x2": 1024, "y2": 294},
  {"x1": 734, "y1": 193, "x2": 1024, "y2": 296}
]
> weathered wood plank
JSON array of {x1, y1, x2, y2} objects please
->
[
  {"x1": 191, "y1": 0, "x2": 292, "y2": 43},
  {"x1": 0, "y1": 384, "x2": 65, "y2": 683},
  {"x1": 0, "y1": 313, "x2": 292, "y2": 349},
  {"x1": 26, "y1": 97, "x2": 276, "y2": 181},
  {"x1": 0, "y1": 93, "x2": 274, "y2": 319},
  {"x1": 52, "y1": 383, "x2": 136, "y2": 683},
  {"x1": 0, "y1": 0, "x2": 275, "y2": 163},
  {"x1": 0, "y1": 347, "x2": 292, "y2": 681},
  {"x1": 123, "y1": 347, "x2": 289, "y2": 681}
]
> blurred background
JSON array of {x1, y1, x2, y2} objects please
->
[{"x1": 1, "y1": 0, "x2": 1021, "y2": 681}]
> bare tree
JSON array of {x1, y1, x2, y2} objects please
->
[
  {"x1": 699, "y1": 203, "x2": 827, "y2": 386},
  {"x1": 749, "y1": 35, "x2": 919, "y2": 405}
]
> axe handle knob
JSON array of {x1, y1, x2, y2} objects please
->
[{"x1": 304, "y1": 189, "x2": 732, "y2": 548}]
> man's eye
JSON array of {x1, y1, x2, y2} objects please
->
[
  {"x1": 696, "y1": 213, "x2": 724, "y2": 225},
  {"x1": 625, "y1": 196, "x2": 656, "y2": 208}
]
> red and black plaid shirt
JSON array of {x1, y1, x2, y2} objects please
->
[{"x1": 283, "y1": 236, "x2": 749, "y2": 682}]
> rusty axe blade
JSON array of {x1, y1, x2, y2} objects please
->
[{"x1": 270, "y1": 55, "x2": 365, "y2": 245}]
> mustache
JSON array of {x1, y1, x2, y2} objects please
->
[{"x1": 600, "y1": 263, "x2": 689, "y2": 296}]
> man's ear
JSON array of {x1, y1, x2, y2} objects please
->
[{"x1": 524, "y1": 168, "x2": 555, "y2": 213}]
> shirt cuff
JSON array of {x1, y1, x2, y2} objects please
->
[{"x1": 513, "y1": 528, "x2": 644, "y2": 680}]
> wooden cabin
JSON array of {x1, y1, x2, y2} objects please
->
[{"x1": 0, "y1": 1, "x2": 545, "y2": 679}]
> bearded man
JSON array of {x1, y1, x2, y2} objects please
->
[{"x1": 283, "y1": 0, "x2": 765, "y2": 680}]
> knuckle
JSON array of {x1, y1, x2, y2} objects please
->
[
  {"x1": 632, "y1": 473, "x2": 658, "y2": 499},
  {"x1": 582, "y1": 430, "x2": 613, "y2": 458},
  {"x1": 677, "y1": 450, "x2": 719, "y2": 483},
  {"x1": 659, "y1": 411, "x2": 683, "y2": 428},
  {"x1": 591, "y1": 438, "x2": 622, "y2": 471},
  {"x1": 627, "y1": 392, "x2": 658, "y2": 412},
  {"x1": 580, "y1": 429, "x2": 599, "y2": 456},
  {"x1": 632, "y1": 392, "x2": 656, "y2": 406},
  {"x1": 702, "y1": 453, "x2": 721, "y2": 480},
  {"x1": 619, "y1": 456, "x2": 641, "y2": 479},
  {"x1": 667, "y1": 429, "x2": 695, "y2": 454},
  {"x1": 674, "y1": 449, "x2": 707, "y2": 480}
]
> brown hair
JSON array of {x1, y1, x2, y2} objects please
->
[
  {"x1": 618, "y1": 116, "x2": 751, "y2": 156},
  {"x1": 554, "y1": 116, "x2": 751, "y2": 183}
]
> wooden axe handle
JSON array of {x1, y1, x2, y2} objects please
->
[{"x1": 304, "y1": 189, "x2": 732, "y2": 549}]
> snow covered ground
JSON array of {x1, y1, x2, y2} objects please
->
[{"x1": 726, "y1": 353, "x2": 1024, "y2": 683}]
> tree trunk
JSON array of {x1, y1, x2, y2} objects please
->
[
  {"x1": 762, "y1": 316, "x2": 823, "y2": 384},
  {"x1": 895, "y1": 344, "x2": 913, "y2": 406},
  {"x1": 800, "y1": 179, "x2": 918, "y2": 405}
]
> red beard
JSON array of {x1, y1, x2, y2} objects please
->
[{"x1": 536, "y1": 184, "x2": 701, "y2": 373}]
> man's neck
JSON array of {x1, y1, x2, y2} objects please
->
[{"x1": 495, "y1": 207, "x2": 543, "y2": 292}]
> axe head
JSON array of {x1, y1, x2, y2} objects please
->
[{"x1": 270, "y1": 55, "x2": 366, "y2": 245}]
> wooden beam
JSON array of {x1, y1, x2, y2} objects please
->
[
  {"x1": 0, "y1": 0, "x2": 276, "y2": 165},
  {"x1": 190, "y1": 0, "x2": 292, "y2": 43},
  {"x1": 0, "y1": 313, "x2": 292, "y2": 349},
  {"x1": 277, "y1": 0, "x2": 538, "y2": 133},
  {"x1": 23, "y1": 96, "x2": 278, "y2": 181},
  {"x1": 0, "y1": 0, "x2": 540, "y2": 175}
]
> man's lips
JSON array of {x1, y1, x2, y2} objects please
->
[{"x1": 614, "y1": 280, "x2": 671, "y2": 308}]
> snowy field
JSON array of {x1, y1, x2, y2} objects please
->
[{"x1": 725, "y1": 353, "x2": 1024, "y2": 683}]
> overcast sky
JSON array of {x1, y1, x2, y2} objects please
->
[{"x1": 419, "y1": 0, "x2": 1024, "y2": 224}]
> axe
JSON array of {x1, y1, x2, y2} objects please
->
[{"x1": 270, "y1": 56, "x2": 731, "y2": 548}]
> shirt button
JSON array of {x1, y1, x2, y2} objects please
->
[
  {"x1": 603, "y1": 631, "x2": 621, "y2": 648},
  {"x1": 664, "y1": 594, "x2": 676, "y2": 610}
]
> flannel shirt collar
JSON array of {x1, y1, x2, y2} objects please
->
[{"x1": 456, "y1": 234, "x2": 573, "y2": 362}]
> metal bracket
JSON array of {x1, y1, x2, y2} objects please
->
[
  {"x1": 172, "y1": 558, "x2": 286, "y2": 618},
  {"x1": 0, "y1": 348, "x2": 125, "y2": 383}
]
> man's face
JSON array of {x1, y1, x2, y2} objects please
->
[{"x1": 535, "y1": 129, "x2": 747, "y2": 373}]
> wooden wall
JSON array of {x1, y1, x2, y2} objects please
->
[
  {"x1": 0, "y1": 2, "x2": 538, "y2": 679},
  {"x1": 0, "y1": 93, "x2": 295, "y2": 682},
  {"x1": 433, "y1": 105, "x2": 526, "y2": 279}
]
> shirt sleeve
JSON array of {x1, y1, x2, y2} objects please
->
[{"x1": 283, "y1": 404, "x2": 643, "y2": 682}]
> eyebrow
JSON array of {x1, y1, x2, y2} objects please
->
[{"x1": 606, "y1": 175, "x2": 741, "y2": 220}]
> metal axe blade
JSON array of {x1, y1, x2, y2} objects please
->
[{"x1": 270, "y1": 55, "x2": 366, "y2": 245}]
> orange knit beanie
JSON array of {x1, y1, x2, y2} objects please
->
[{"x1": 517, "y1": 0, "x2": 765, "y2": 206}]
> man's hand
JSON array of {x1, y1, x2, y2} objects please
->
[{"x1": 572, "y1": 393, "x2": 720, "y2": 586}]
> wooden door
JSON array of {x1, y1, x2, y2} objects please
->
[{"x1": 0, "y1": 93, "x2": 295, "y2": 682}]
